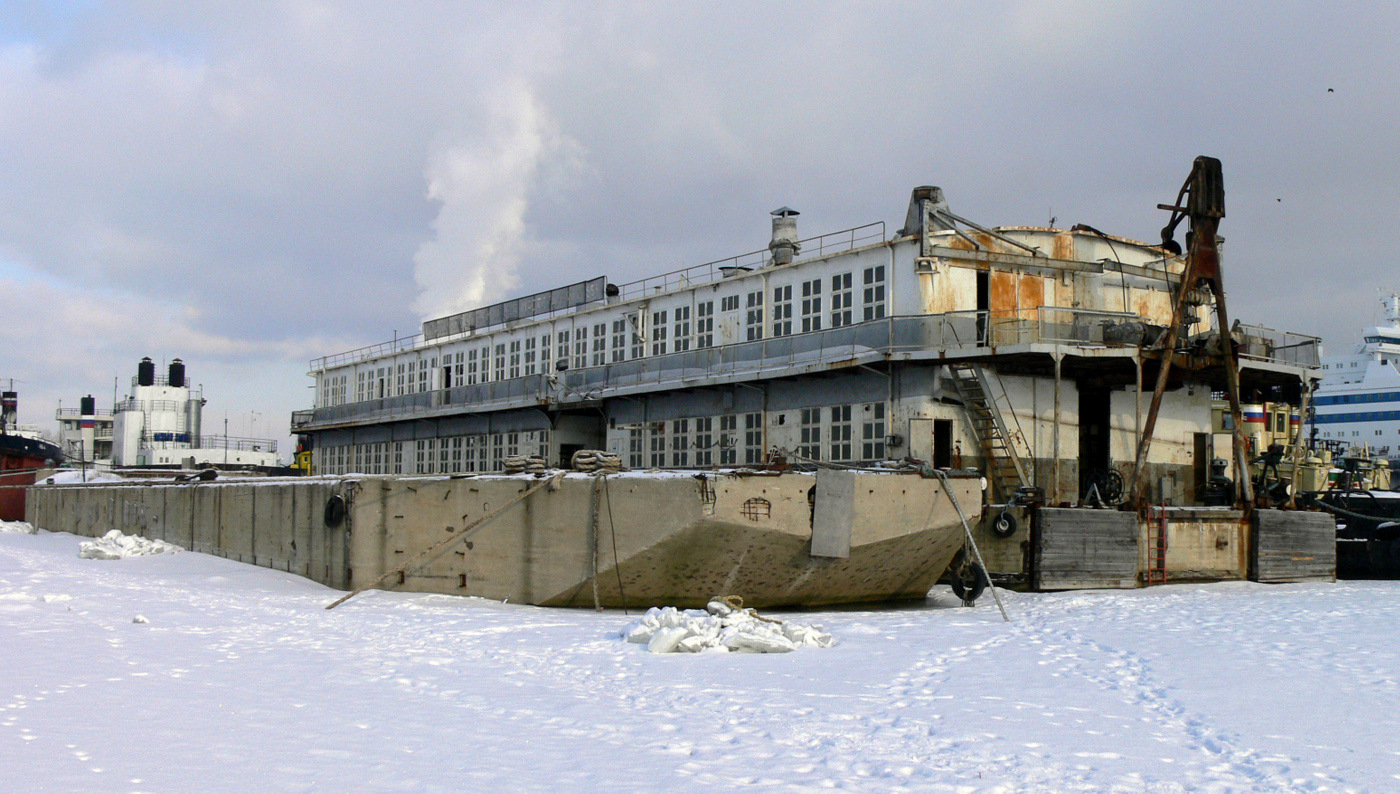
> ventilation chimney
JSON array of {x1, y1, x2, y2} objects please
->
[
  {"x1": 169, "y1": 358, "x2": 186, "y2": 388},
  {"x1": 137, "y1": 357, "x2": 155, "y2": 387},
  {"x1": 898, "y1": 186, "x2": 956, "y2": 237},
  {"x1": 769, "y1": 207, "x2": 800, "y2": 266}
]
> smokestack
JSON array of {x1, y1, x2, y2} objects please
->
[
  {"x1": 80, "y1": 396, "x2": 96, "y2": 416},
  {"x1": 769, "y1": 207, "x2": 800, "y2": 266},
  {"x1": 137, "y1": 357, "x2": 155, "y2": 387},
  {"x1": 169, "y1": 358, "x2": 186, "y2": 388},
  {"x1": 1, "y1": 391, "x2": 15, "y2": 432}
]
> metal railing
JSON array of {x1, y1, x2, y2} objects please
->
[
  {"x1": 1234, "y1": 323, "x2": 1322, "y2": 367},
  {"x1": 292, "y1": 308, "x2": 1322, "y2": 431},
  {"x1": 309, "y1": 224, "x2": 888, "y2": 373},
  {"x1": 57, "y1": 408, "x2": 114, "y2": 418},
  {"x1": 115, "y1": 398, "x2": 188, "y2": 413},
  {"x1": 613, "y1": 222, "x2": 886, "y2": 302},
  {"x1": 293, "y1": 375, "x2": 548, "y2": 429},
  {"x1": 310, "y1": 334, "x2": 423, "y2": 372},
  {"x1": 143, "y1": 435, "x2": 279, "y2": 454}
]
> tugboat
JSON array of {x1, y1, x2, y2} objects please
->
[{"x1": 0, "y1": 389, "x2": 64, "y2": 521}]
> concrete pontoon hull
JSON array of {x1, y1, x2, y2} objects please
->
[
  {"x1": 350, "y1": 470, "x2": 982, "y2": 608},
  {"x1": 27, "y1": 470, "x2": 983, "y2": 609}
]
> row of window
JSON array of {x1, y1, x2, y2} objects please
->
[
  {"x1": 620, "y1": 402, "x2": 888, "y2": 469},
  {"x1": 1314, "y1": 390, "x2": 1400, "y2": 406},
  {"x1": 793, "y1": 402, "x2": 887, "y2": 462},
  {"x1": 1318, "y1": 428, "x2": 1400, "y2": 438},
  {"x1": 1313, "y1": 410, "x2": 1400, "y2": 424},
  {"x1": 316, "y1": 431, "x2": 550, "y2": 476},
  {"x1": 625, "y1": 413, "x2": 764, "y2": 469},
  {"x1": 324, "y1": 266, "x2": 891, "y2": 407}
]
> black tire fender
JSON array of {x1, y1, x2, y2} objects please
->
[
  {"x1": 324, "y1": 494, "x2": 347, "y2": 528},
  {"x1": 991, "y1": 510, "x2": 1017, "y2": 539},
  {"x1": 950, "y1": 562, "x2": 987, "y2": 604}
]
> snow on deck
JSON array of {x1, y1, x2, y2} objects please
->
[{"x1": 0, "y1": 528, "x2": 1396, "y2": 790}]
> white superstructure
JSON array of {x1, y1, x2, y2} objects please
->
[
  {"x1": 55, "y1": 396, "x2": 113, "y2": 465},
  {"x1": 111, "y1": 358, "x2": 281, "y2": 469},
  {"x1": 1310, "y1": 292, "x2": 1400, "y2": 463}
]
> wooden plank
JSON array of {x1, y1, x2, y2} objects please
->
[
  {"x1": 1251, "y1": 510, "x2": 1336, "y2": 583},
  {"x1": 1035, "y1": 507, "x2": 1140, "y2": 590}
]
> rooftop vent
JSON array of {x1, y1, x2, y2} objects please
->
[{"x1": 769, "y1": 206, "x2": 800, "y2": 266}]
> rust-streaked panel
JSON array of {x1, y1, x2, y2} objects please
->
[
  {"x1": 1017, "y1": 273, "x2": 1046, "y2": 319},
  {"x1": 990, "y1": 270, "x2": 1018, "y2": 315}
]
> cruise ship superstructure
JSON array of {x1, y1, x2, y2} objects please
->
[{"x1": 1311, "y1": 292, "x2": 1400, "y2": 465}]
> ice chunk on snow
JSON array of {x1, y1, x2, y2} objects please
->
[
  {"x1": 620, "y1": 601, "x2": 834, "y2": 654},
  {"x1": 78, "y1": 530, "x2": 184, "y2": 560},
  {"x1": 0, "y1": 521, "x2": 36, "y2": 534},
  {"x1": 646, "y1": 626, "x2": 689, "y2": 653}
]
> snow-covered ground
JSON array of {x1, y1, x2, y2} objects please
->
[{"x1": 2, "y1": 527, "x2": 1397, "y2": 792}]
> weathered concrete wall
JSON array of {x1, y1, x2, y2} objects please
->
[
  {"x1": 27, "y1": 477, "x2": 349, "y2": 589},
  {"x1": 27, "y1": 470, "x2": 982, "y2": 608},
  {"x1": 1140, "y1": 507, "x2": 1247, "y2": 582}
]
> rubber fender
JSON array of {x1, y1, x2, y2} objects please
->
[
  {"x1": 324, "y1": 494, "x2": 346, "y2": 528},
  {"x1": 991, "y1": 510, "x2": 1017, "y2": 539},
  {"x1": 950, "y1": 562, "x2": 987, "y2": 604}
]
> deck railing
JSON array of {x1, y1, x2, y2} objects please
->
[
  {"x1": 292, "y1": 310, "x2": 1322, "y2": 431},
  {"x1": 1234, "y1": 323, "x2": 1323, "y2": 367},
  {"x1": 612, "y1": 222, "x2": 887, "y2": 302}
]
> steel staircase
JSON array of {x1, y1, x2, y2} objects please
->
[{"x1": 947, "y1": 363, "x2": 1028, "y2": 502}]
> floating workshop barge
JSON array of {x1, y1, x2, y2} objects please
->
[
  {"x1": 285, "y1": 174, "x2": 1326, "y2": 587},
  {"x1": 29, "y1": 163, "x2": 1336, "y2": 600}
]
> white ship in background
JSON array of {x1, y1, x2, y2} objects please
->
[
  {"x1": 58, "y1": 357, "x2": 283, "y2": 470},
  {"x1": 1311, "y1": 292, "x2": 1400, "y2": 465}
]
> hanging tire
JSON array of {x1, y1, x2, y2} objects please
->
[
  {"x1": 324, "y1": 494, "x2": 346, "y2": 528},
  {"x1": 991, "y1": 510, "x2": 1017, "y2": 538},
  {"x1": 950, "y1": 562, "x2": 987, "y2": 604}
]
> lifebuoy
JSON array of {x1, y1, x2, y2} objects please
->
[
  {"x1": 992, "y1": 510, "x2": 1017, "y2": 538},
  {"x1": 324, "y1": 494, "x2": 346, "y2": 528}
]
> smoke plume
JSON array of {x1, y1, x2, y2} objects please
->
[{"x1": 411, "y1": 82, "x2": 583, "y2": 321}]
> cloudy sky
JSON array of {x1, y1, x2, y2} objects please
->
[{"x1": 2, "y1": 2, "x2": 1396, "y2": 450}]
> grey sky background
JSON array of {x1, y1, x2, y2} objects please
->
[{"x1": 2, "y1": 2, "x2": 1396, "y2": 451}]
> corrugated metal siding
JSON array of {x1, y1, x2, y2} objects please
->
[
  {"x1": 1251, "y1": 509, "x2": 1336, "y2": 583},
  {"x1": 1034, "y1": 507, "x2": 1140, "y2": 590}
]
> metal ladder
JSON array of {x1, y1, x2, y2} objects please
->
[
  {"x1": 947, "y1": 362, "x2": 1027, "y2": 502},
  {"x1": 1146, "y1": 504, "x2": 1168, "y2": 585}
]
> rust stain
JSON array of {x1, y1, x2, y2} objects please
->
[
  {"x1": 1017, "y1": 273, "x2": 1046, "y2": 320},
  {"x1": 989, "y1": 270, "x2": 1017, "y2": 315},
  {"x1": 1053, "y1": 231, "x2": 1074, "y2": 261}
]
